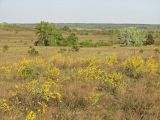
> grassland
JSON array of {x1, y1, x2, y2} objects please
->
[{"x1": 0, "y1": 27, "x2": 160, "y2": 120}]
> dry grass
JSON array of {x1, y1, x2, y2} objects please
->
[{"x1": 0, "y1": 29, "x2": 160, "y2": 120}]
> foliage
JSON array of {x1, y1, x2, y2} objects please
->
[
  {"x1": 45, "y1": 65, "x2": 60, "y2": 80},
  {"x1": 119, "y1": 27, "x2": 145, "y2": 46},
  {"x1": 28, "y1": 46, "x2": 39, "y2": 56},
  {"x1": 0, "y1": 99, "x2": 10, "y2": 112},
  {"x1": 101, "y1": 72, "x2": 124, "y2": 93},
  {"x1": 0, "y1": 54, "x2": 160, "y2": 119},
  {"x1": 105, "y1": 55, "x2": 118, "y2": 67},
  {"x1": 25, "y1": 111, "x2": 36, "y2": 120},
  {"x1": 10, "y1": 79, "x2": 61, "y2": 113},
  {"x1": 122, "y1": 56, "x2": 146, "y2": 78},
  {"x1": 78, "y1": 64, "x2": 106, "y2": 81},
  {"x1": 62, "y1": 26, "x2": 70, "y2": 31},
  {"x1": 35, "y1": 21, "x2": 55, "y2": 46},
  {"x1": 144, "y1": 33, "x2": 155, "y2": 45},
  {"x1": 79, "y1": 40, "x2": 113, "y2": 47},
  {"x1": 17, "y1": 65, "x2": 39, "y2": 79},
  {"x1": 67, "y1": 33, "x2": 79, "y2": 51}
]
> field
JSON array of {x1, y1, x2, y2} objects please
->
[{"x1": 0, "y1": 26, "x2": 160, "y2": 120}]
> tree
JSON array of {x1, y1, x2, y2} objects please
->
[
  {"x1": 119, "y1": 27, "x2": 144, "y2": 47},
  {"x1": 62, "y1": 25, "x2": 70, "y2": 31},
  {"x1": 144, "y1": 33, "x2": 154, "y2": 45},
  {"x1": 35, "y1": 21, "x2": 55, "y2": 46},
  {"x1": 67, "y1": 33, "x2": 79, "y2": 51},
  {"x1": 35, "y1": 21, "x2": 66, "y2": 46}
]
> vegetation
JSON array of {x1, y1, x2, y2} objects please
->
[
  {"x1": 0, "y1": 54, "x2": 160, "y2": 119},
  {"x1": 144, "y1": 32, "x2": 155, "y2": 45},
  {"x1": 28, "y1": 46, "x2": 39, "y2": 56},
  {"x1": 119, "y1": 27, "x2": 145, "y2": 46},
  {"x1": 0, "y1": 23, "x2": 160, "y2": 120}
]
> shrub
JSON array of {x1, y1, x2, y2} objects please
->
[
  {"x1": 25, "y1": 111, "x2": 36, "y2": 120},
  {"x1": 67, "y1": 33, "x2": 79, "y2": 52},
  {"x1": 103, "y1": 72, "x2": 124, "y2": 93},
  {"x1": 144, "y1": 33, "x2": 154, "y2": 45},
  {"x1": 146, "y1": 57, "x2": 159, "y2": 73},
  {"x1": 122, "y1": 56, "x2": 146, "y2": 78},
  {"x1": 78, "y1": 64, "x2": 106, "y2": 81},
  {"x1": 119, "y1": 27, "x2": 144, "y2": 47},
  {"x1": 79, "y1": 40, "x2": 113, "y2": 47},
  {"x1": 105, "y1": 55, "x2": 118, "y2": 67},
  {"x1": 10, "y1": 79, "x2": 61, "y2": 112},
  {"x1": 28, "y1": 46, "x2": 39, "y2": 56},
  {"x1": 154, "y1": 47, "x2": 160, "y2": 54},
  {"x1": 17, "y1": 65, "x2": 39, "y2": 79},
  {"x1": 62, "y1": 26, "x2": 70, "y2": 31},
  {"x1": 139, "y1": 48, "x2": 144, "y2": 54},
  {"x1": 45, "y1": 66, "x2": 60, "y2": 80}
]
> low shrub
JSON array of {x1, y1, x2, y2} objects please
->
[
  {"x1": 17, "y1": 65, "x2": 39, "y2": 79},
  {"x1": 28, "y1": 46, "x2": 39, "y2": 56}
]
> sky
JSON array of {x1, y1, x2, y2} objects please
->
[{"x1": 0, "y1": 0, "x2": 160, "y2": 24}]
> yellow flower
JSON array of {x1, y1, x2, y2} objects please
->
[
  {"x1": 105, "y1": 55, "x2": 118, "y2": 67},
  {"x1": 25, "y1": 111, "x2": 36, "y2": 120},
  {"x1": 78, "y1": 64, "x2": 106, "y2": 81},
  {"x1": 146, "y1": 57, "x2": 158, "y2": 73},
  {"x1": 0, "y1": 99, "x2": 10, "y2": 112}
]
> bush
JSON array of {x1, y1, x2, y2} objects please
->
[
  {"x1": 67, "y1": 33, "x2": 79, "y2": 52},
  {"x1": 119, "y1": 27, "x2": 144, "y2": 47},
  {"x1": 28, "y1": 46, "x2": 39, "y2": 56},
  {"x1": 17, "y1": 65, "x2": 39, "y2": 79},
  {"x1": 139, "y1": 48, "x2": 144, "y2": 54},
  {"x1": 122, "y1": 56, "x2": 146, "y2": 78},
  {"x1": 10, "y1": 79, "x2": 61, "y2": 112},
  {"x1": 144, "y1": 33, "x2": 154, "y2": 45},
  {"x1": 79, "y1": 40, "x2": 113, "y2": 47}
]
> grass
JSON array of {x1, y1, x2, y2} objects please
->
[{"x1": 0, "y1": 29, "x2": 160, "y2": 120}]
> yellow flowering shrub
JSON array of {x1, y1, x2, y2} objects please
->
[
  {"x1": 78, "y1": 64, "x2": 106, "y2": 81},
  {"x1": 25, "y1": 111, "x2": 36, "y2": 120},
  {"x1": 146, "y1": 57, "x2": 159, "y2": 73},
  {"x1": 45, "y1": 65, "x2": 60, "y2": 80},
  {"x1": 105, "y1": 55, "x2": 118, "y2": 67},
  {"x1": 0, "y1": 99, "x2": 10, "y2": 112},
  {"x1": 10, "y1": 79, "x2": 62, "y2": 112},
  {"x1": 123, "y1": 56, "x2": 146, "y2": 78},
  {"x1": 104, "y1": 72, "x2": 123, "y2": 88}
]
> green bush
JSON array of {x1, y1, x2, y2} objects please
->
[
  {"x1": 17, "y1": 66, "x2": 39, "y2": 79},
  {"x1": 144, "y1": 33, "x2": 155, "y2": 45},
  {"x1": 67, "y1": 33, "x2": 79, "y2": 52},
  {"x1": 28, "y1": 46, "x2": 39, "y2": 56},
  {"x1": 79, "y1": 40, "x2": 113, "y2": 47},
  {"x1": 119, "y1": 27, "x2": 145, "y2": 47}
]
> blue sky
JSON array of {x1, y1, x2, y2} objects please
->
[{"x1": 0, "y1": 0, "x2": 160, "y2": 24}]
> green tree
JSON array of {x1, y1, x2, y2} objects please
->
[
  {"x1": 35, "y1": 21, "x2": 66, "y2": 46},
  {"x1": 35, "y1": 21, "x2": 55, "y2": 46},
  {"x1": 119, "y1": 27, "x2": 144, "y2": 47},
  {"x1": 144, "y1": 33, "x2": 154, "y2": 45},
  {"x1": 62, "y1": 25, "x2": 70, "y2": 31},
  {"x1": 67, "y1": 33, "x2": 79, "y2": 51}
]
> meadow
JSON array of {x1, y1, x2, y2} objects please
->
[{"x1": 0, "y1": 24, "x2": 160, "y2": 120}]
